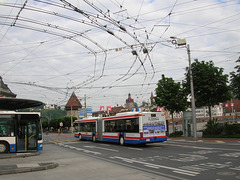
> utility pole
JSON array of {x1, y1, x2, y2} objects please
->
[
  {"x1": 187, "y1": 44, "x2": 197, "y2": 139},
  {"x1": 170, "y1": 37, "x2": 197, "y2": 139},
  {"x1": 84, "y1": 94, "x2": 87, "y2": 117}
]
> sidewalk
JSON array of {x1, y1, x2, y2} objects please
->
[
  {"x1": 0, "y1": 152, "x2": 58, "y2": 175},
  {"x1": 168, "y1": 137, "x2": 240, "y2": 142}
]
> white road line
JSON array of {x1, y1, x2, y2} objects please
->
[
  {"x1": 128, "y1": 147, "x2": 143, "y2": 151},
  {"x1": 57, "y1": 143, "x2": 101, "y2": 155},
  {"x1": 84, "y1": 145, "x2": 119, "y2": 152},
  {"x1": 110, "y1": 156, "x2": 200, "y2": 176},
  {"x1": 173, "y1": 171, "x2": 197, "y2": 176}
]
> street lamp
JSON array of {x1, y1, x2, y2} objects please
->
[{"x1": 170, "y1": 37, "x2": 197, "y2": 139}]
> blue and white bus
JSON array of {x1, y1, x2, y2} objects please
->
[
  {"x1": 74, "y1": 112, "x2": 167, "y2": 145},
  {"x1": 0, "y1": 98, "x2": 43, "y2": 153},
  {"x1": 0, "y1": 111, "x2": 43, "y2": 153}
]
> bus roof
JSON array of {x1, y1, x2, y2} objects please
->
[
  {"x1": 0, "y1": 111, "x2": 41, "y2": 115},
  {"x1": 0, "y1": 98, "x2": 43, "y2": 110},
  {"x1": 75, "y1": 117, "x2": 98, "y2": 123}
]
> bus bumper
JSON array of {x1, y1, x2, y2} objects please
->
[
  {"x1": 9, "y1": 144, "x2": 16, "y2": 152},
  {"x1": 140, "y1": 136, "x2": 167, "y2": 143}
]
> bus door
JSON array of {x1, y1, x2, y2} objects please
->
[
  {"x1": 17, "y1": 115, "x2": 39, "y2": 152},
  {"x1": 97, "y1": 118, "x2": 103, "y2": 141}
]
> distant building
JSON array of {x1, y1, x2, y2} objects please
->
[
  {"x1": 109, "y1": 105, "x2": 128, "y2": 116},
  {"x1": 125, "y1": 93, "x2": 134, "y2": 110},
  {"x1": 195, "y1": 104, "x2": 223, "y2": 118},
  {"x1": 224, "y1": 99, "x2": 240, "y2": 115},
  {"x1": 0, "y1": 76, "x2": 16, "y2": 98},
  {"x1": 43, "y1": 104, "x2": 56, "y2": 110},
  {"x1": 65, "y1": 92, "x2": 82, "y2": 118}
]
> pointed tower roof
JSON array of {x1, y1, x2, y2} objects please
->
[
  {"x1": 65, "y1": 92, "x2": 82, "y2": 110},
  {"x1": 126, "y1": 93, "x2": 134, "y2": 103},
  {"x1": 0, "y1": 76, "x2": 17, "y2": 98}
]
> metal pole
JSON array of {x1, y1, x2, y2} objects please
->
[
  {"x1": 187, "y1": 44, "x2": 197, "y2": 139},
  {"x1": 84, "y1": 94, "x2": 87, "y2": 117},
  {"x1": 71, "y1": 106, "x2": 73, "y2": 133}
]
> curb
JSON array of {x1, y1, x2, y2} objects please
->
[
  {"x1": 0, "y1": 152, "x2": 40, "y2": 159},
  {"x1": 0, "y1": 162, "x2": 58, "y2": 175}
]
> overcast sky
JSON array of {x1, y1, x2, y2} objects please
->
[{"x1": 0, "y1": 0, "x2": 239, "y2": 111}]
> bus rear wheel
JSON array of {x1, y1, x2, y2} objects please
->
[
  {"x1": 119, "y1": 136, "x2": 125, "y2": 146},
  {"x1": 0, "y1": 142, "x2": 9, "y2": 153},
  {"x1": 78, "y1": 134, "x2": 82, "y2": 141},
  {"x1": 92, "y1": 135, "x2": 96, "y2": 142}
]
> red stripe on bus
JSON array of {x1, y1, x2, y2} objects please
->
[
  {"x1": 102, "y1": 135, "x2": 119, "y2": 139},
  {"x1": 75, "y1": 119, "x2": 97, "y2": 123},
  {"x1": 81, "y1": 134, "x2": 92, "y2": 137},
  {"x1": 125, "y1": 137, "x2": 140, "y2": 140},
  {"x1": 102, "y1": 114, "x2": 142, "y2": 121}
]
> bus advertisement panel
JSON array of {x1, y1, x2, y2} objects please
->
[{"x1": 142, "y1": 112, "x2": 166, "y2": 138}]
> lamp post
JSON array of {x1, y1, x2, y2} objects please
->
[{"x1": 170, "y1": 37, "x2": 197, "y2": 139}]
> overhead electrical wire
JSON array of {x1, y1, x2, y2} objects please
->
[{"x1": 0, "y1": 0, "x2": 239, "y2": 106}]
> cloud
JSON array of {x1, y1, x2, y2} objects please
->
[{"x1": 0, "y1": 0, "x2": 239, "y2": 110}]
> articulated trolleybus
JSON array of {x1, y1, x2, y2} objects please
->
[{"x1": 74, "y1": 112, "x2": 167, "y2": 145}]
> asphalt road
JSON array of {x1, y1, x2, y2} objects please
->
[
  {"x1": 45, "y1": 133, "x2": 240, "y2": 180},
  {"x1": 1, "y1": 133, "x2": 240, "y2": 180}
]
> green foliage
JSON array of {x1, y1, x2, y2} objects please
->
[
  {"x1": 203, "y1": 119, "x2": 240, "y2": 138},
  {"x1": 155, "y1": 74, "x2": 188, "y2": 114},
  {"x1": 184, "y1": 59, "x2": 231, "y2": 120},
  {"x1": 223, "y1": 123, "x2": 240, "y2": 136},
  {"x1": 203, "y1": 119, "x2": 223, "y2": 136},
  {"x1": 169, "y1": 131, "x2": 183, "y2": 137},
  {"x1": 184, "y1": 59, "x2": 231, "y2": 108},
  {"x1": 42, "y1": 116, "x2": 77, "y2": 130},
  {"x1": 41, "y1": 109, "x2": 66, "y2": 120},
  {"x1": 230, "y1": 57, "x2": 240, "y2": 99}
]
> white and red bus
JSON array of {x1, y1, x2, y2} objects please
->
[{"x1": 74, "y1": 112, "x2": 167, "y2": 145}]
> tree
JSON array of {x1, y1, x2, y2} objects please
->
[
  {"x1": 140, "y1": 101, "x2": 149, "y2": 107},
  {"x1": 230, "y1": 57, "x2": 240, "y2": 99},
  {"x1": 155, "y1": 74, "x2": 188, "y2": 132},
  {"x1": 184, "y1": 59, "x2": 231, "y2": 120}
]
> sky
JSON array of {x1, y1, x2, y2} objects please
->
[{"x1": 0, "y1": 0, "x2": 239, "y2": 111}]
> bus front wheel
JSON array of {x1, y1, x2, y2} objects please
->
[
  {"x1": 119, "y1": 136, "x2": 125, "y2": 146},
  {"x1": 0, "y1": 142, "x2": 9, "y2": 153}
]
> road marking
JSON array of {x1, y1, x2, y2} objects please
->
[
  {"x1": 128, "y1": 147, "x2": 143, "y2": 151},
  {"x1": 84, "y1": 145, "x2": 119, "y2": 152},
  {"x1": 47, "y1": 139, "x2": 77, "y2": 143},
  {"x1": 167, "y1": 143, "x2": 214, "y2": 150},
  {"x1": 170, "y1": 154, "x2": 208, "y2": 162},
  {"x1": 173, "y1": 171, "x2": 196, "y2": 176},
  {"x1": 57, "y1": 143, "x2": 101, "y2": 155},
  {"x1": 219, "y1": 152, "x2": 240, "y2": 158},
  {"x1": 110, "y1": 156, "x2": 200, "y2": 176}
]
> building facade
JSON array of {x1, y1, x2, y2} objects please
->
[
  {"x1": 125, "y1": 93, "x2": 134, "y2": 110},
  {"x1": 65, "y1": 92, "x2": 82, "y2": 118}
]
